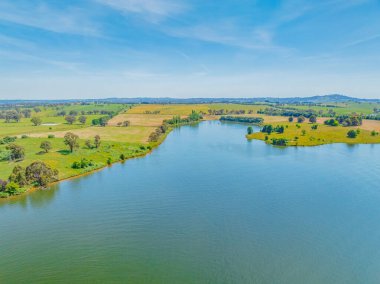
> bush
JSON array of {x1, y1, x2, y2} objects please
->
[
  {"x1": 271, "y1": 138, "x2": 287, "y2": 146},
  {"x1": 107, "y1": 157, "x2": 112, "y2": 165},
  {"x1": 5, "y1": 182, "x2": 20, "y2": 195},
  {"x1": 324, "y1": 119, "x2": 339, "y2": 126},
  {"x1": 247, "y1": 126, "x2": 253, "y2": 135},
  {"x1": 297, "y1": 116, "x2": 306, "y2": 123},
  {"x1": 72, "y1": 158, "x2": 94, "y2": 169},
  {"x1": 0, "y1": 136, "x2": 17, "y2": 145},
  {"x1": 48, "y1": 134, "x2": 55, "y2": 139},
  {"x1": 120, "y1": 153, "x2": 125, "y2": 160},
  {"x1": 347, "y1": 130, "x2": 357, "y2": 138}
]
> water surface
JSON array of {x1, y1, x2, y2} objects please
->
[{"x1": 1, "y1": 121, "x2": 380, "y2": 283}]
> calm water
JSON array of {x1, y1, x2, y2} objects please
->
[{"x1": 1, "y1": 121, "x2": 380, "y2": 283}]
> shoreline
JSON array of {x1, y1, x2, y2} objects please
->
[{"x1": 0, "y1": 125, "x2": 175, "y2": 202}]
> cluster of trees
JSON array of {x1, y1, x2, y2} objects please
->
[
  {"x1": 92, "y1": 116, "x2": 112, "y2": 126},
  {"x1": 56, "y1": 109, "x2": 115, "y2": 117},
  {"x1": 0, "y1": 107, "x2": 42, "y2": 123},
  {"x1": 258, "y1": 107, "x2": 318, "y2": 118},
  {"x1": 324, "y1": 115, "x2": 362, "y2": 127},
  {"x1": 164, "y1": 111, "x2": 203, "y2": 126},
  {"x1": 336, "y1": 115, "x2": 362, "y2": 126},
  {"x1": 220, "y1": 116, "x2": 263, "y2": 124},
  {"x1": 261, "y1": 125, "x2": 285, "y2": 134},
  {"x1": 271, "y1": 138, "x2": 287, "y2": 146},
  {"x1": 84, "y1": 135, "x2": 101, "y2": 149},
  {"x1": 208, "y1": 109, "x2": 254, "y2": 115},
  {"x1": 148, "y1": 125, "x2": 168, "y2": 142},
  {"x1": 364, "y1": 114, "x2": 380, "y2": 121},
  {"x1": 0, "y1": 162, "x2": 59, "y2": 197}
]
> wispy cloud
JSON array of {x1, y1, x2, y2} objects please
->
[
  {"x1": 95, "y1": 0, "x2": 187, "y2": 20},
  {"x1": 0, "y1": 1, "x2": 100, "y2": 36}
]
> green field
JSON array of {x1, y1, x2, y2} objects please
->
[{"x1": 247, "y1": 121, "x2": 380, "y2": 146}]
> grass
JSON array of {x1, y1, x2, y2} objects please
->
[
  {"x1": 275, "y1": 102, "x2": 380, "y2": 115},
  {"x1": 0, "y1": 137, "x2": 150, "y2": 181},
  {"x1": 247, "y1": 121, "x2": 380, "y2": 146},
  {"x1": 26, "y1": 126, "x2": 155, "y2": 144},
  {"x1": 108, "y1": 113, "x2": 174, "y2": 127}
]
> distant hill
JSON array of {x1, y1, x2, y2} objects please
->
[{"x1": 0, "y1": 94, "x2": 379, "y2": 105}]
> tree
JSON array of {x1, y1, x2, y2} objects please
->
[
  {"x1": 5, "y1": 110, "x2": 21, "y2": 123},
  {"x1": 6, "y1": 144, "x2": 25, "y2": 160},
  {"x1": 31, "y1": 117, "x2": 42, "y2": 126},
  {"x1": 40, "y1": 141, "x2": 52, "y2": 153},
  {"x1": 64, "y1": 132, "x2": 79, "y2": 152},
  {"x1": 297, "y1": 116, "x2": 306, "y2": 123},
  {"x1": 25, "y1": 161, "x2": 59, "y2": 187},
  {"x1": 85, "y1": 140, "x2": 92, "y2": 149},
  {"x1": 94, "y1": 135, "x2": 101, "y2": 148},
  {"x1": 261, "y1": 125, "x2": 273, "y2": 134},
  {"x1": 65, "y1": 115, "x2": 76, "y2": 124},
  {"x1": 288, "y1": 116, "x2": 294, "y2": 122},
  {"x1": 21, "y1": 109, "x2": 32, "y2": 118},
  {"x1": 309, "y1": 115, "x2": 317, "y2": 123},
  {"x1": 79, "y1": 116, "x2": 87, "y2": 124},
  {"x1": 301, "y1": 129, "x2": 306, "y2": 136},
  {"x1": 247, "y1": 126, "x2": 253, "y2": 135},
  {"x1": 8, "y1": 165, "x2": 27, "y2": 187},
  {"x1": 347, "y1": 129, "x2": 357, "y2": 138}
]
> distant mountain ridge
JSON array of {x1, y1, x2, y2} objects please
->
[{"x1": 0, "y1": 94, "x2": 379, "y2": 105}]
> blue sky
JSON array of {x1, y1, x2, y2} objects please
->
[{"x1": 0, "y1": 0, "x2": 379, "y2": 99}]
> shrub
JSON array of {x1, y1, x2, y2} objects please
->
[
  {"x1": 8, "y1": 165, "x2": 27, "y2": 187},
  {"x1": 347, "y1": 130, "x2": 357, "y2": 138},
  {"x1": 247, "y1": 126, "x2": 253, "y2": 135},
  {"x1": 6, "y1": 144, "x2": 25, "y2": 160},
  {"x1": 311, "y1": 124, "x2": 318, "y2": 130},
  {"x1": 48, "y1": 134, "x2": 55, "y2": 139},
  {"x1": 309, "y1": 115, "x2": 317, "y2": 123},
  {"x1": 71, "y1": 158, "x2": 94, "y2": 169},
  {"x1": 120, "y1": 153, "x2": 125, "y2": 160},
  {"x1": 31, "y1": 117, "x2": 42, "y2": 126},
  {"x1": 271, "y1": 138, "x2": 287, "y2": 146},
  {"x1": 107, "y1": 157, "x2": 112, "y2": 165},
  {"x1": 5, "y1": 182, "x2": 20, "y2": 195},
  {"x1": 297, "y1": 116, "x2": 306, "y2": 123}
]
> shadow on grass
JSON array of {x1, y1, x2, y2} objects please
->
[
  {"x1": 36, "y1": 151, "x2": 48, "y2": 155},
  {"x1": 57, "y1": 150, "x2": 71, "y2": 155}
]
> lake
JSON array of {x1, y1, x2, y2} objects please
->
[{"x1": 1, "y1": 121, "x2": 380, "y2": 283}]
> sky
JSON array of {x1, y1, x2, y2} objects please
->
[{"x1": 0, "y1": 0, "x2": 379, "y2": 99}]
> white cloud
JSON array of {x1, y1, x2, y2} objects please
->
[
  {"x1": 96, "y1": 0, "x2": 187, "y2": 19},
  {"x1": 0, "y1": 1, "x2": 99, "y2": 36}
]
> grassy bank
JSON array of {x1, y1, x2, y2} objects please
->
[{"x1": 247, "y1": 121, "x2": 380, "y2": 146}]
